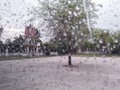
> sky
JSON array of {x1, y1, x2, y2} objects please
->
[
  {"x1": 93, "y1": 0, "x2": 120, "y2": 30},
  {"x1": 0, "y1": 0, "x2": 38, "y2": 29},
  {"x1": 0, "y1": 0, "x2": 39, "y2": 42},
  {"x1": 0, "y1": 0, "x2": 120, "y2": 42}
]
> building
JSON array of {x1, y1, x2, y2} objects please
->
[{"x1": 24, "y1": 24, "x2": 39, "y2": 56}]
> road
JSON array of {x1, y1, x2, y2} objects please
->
[{"x1": 0, "y1": 56, "x2": 120, "y2": 90}]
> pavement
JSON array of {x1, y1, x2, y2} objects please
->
[{"x1": 0, "y1": 56, "x2": 120, "y2": 90}]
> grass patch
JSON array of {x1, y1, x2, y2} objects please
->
[
  {"x1": 73, "y1": 53, "x2": 120, "y2": 57},
  {"x1": 0, "y1": 53, "x2": 120, "y2": 61},
  {"x1": 0, "y1": 55, "x2": 57, "y2": 61}
]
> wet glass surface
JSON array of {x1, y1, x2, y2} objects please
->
[{"x1": 0, "y1": 0, "x2": 120, "y2": 90}]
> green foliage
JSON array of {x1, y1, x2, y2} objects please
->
[
  {"x1": 32, "y1": 0, "x2": 98, "y2": 56},
  {"x1": 0, "y1": 34, "x2": 43, "y2": 55},
  {"x1": 29, "y1": 0, "x2": 119, "y2": 55},
  {"x1": 33, "y1": 0, "x2": 98, "y2": 35},
  {"x1": 0, "y1": 27, "x2": 3, "y2": 37}
]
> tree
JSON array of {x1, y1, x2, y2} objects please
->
[
  {"x1": 13, "y1": 35, "x2": 25, "y2": 53},
  {"x1": 0, "y1": 26, "x2": 3, "y2": 38},
  {"x1": 32, "y1": 0, "x2": 98, "y2": 65},
  {"x1": 0, "y1": 14, "x2": 3, "y2": 40},
  {"x1": 0, "y1": 27, "x2": 3, "y2": 55}
]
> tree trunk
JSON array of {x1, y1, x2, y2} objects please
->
[
  {"x1": 68, "y1": 33, "x2": 72, "y2": 66},
  {"x1": 68, "y1": 53, "x2": 72, "y2": 65}
]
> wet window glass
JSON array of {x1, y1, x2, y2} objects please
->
[{"x1": 0, "y1": 0, "x2": 120, "y2": 90}]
